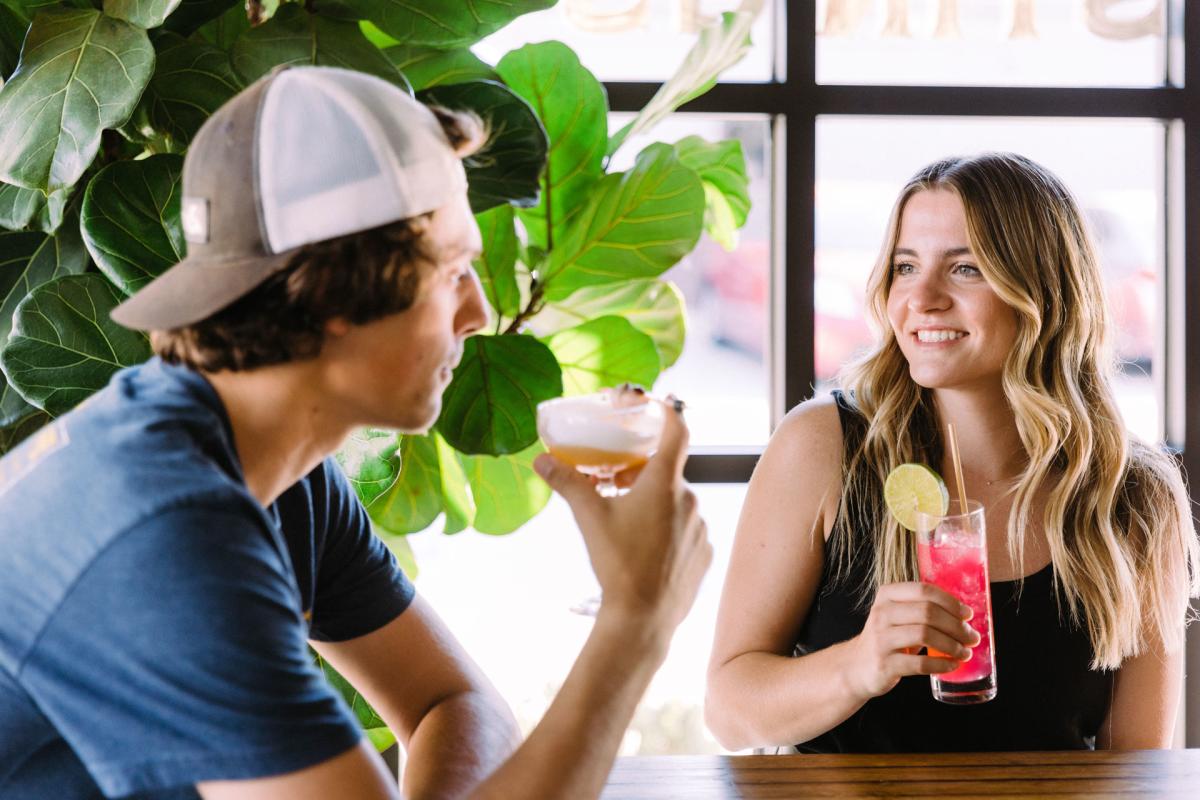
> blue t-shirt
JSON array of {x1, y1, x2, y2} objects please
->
[{"x1": 0, "y1": 359, "x2": 415, "y2": 798}]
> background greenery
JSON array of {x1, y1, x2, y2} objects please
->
[{"x1": 0, "y1": 0, "x2": 757, "y2": 747}]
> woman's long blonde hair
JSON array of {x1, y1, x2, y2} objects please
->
[{"x1": 835, "y1": 152, "x2": 1199, "y2": 670}]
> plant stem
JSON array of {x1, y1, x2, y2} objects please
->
[{"x1": 503, "y1": 281, "x2": 546, "y2": 335}]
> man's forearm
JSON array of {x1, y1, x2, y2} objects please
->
[
  {"x1": 466, "y1": 609, "x2": 671, "y2": 800},
  {"x1": 402, "y1": 687, "x2": 521, "y2": 800}
]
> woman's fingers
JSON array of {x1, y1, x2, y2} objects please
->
[
  {"x1": 891, "y1": 653, "x2": 963, "y2": 676},
  {"x1": 881, "y1": 603, "x2": 980, "y2": 647},
  {"x1": 886, "y1": 625, "x2": 973, "y2": 661}
]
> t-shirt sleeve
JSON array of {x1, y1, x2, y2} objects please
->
[
  {"x1": 18, "y1": 505, "x2": 363, "y2": 798},
  {"x1": 305, "y1": 459, "x2": 415, "y2": 642}
]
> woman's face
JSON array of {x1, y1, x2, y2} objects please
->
[{"x1": 885, "y1": 189, "x2": 1019, "y2": 394}]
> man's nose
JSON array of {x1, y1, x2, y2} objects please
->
[{"x1": 457, "y1": 270, "x2": 491, "y2": 336}]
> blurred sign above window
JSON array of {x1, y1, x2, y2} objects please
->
[{"x1": 817, "y1": 0, "x2": 1169, "y2": 87}]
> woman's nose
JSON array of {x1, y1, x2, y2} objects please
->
[{"x1": 907, "y1": 271, "x2": 951, "y2": 314}]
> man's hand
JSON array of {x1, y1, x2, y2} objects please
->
[{"x1": 534, "y1": 397, "x2": 712, "y2": 631}]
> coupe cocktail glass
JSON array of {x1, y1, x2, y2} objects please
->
[
  {"x1": 537, "y1": 387, "x2": 666, "y2": 615},
  {"x1": 913, "y1": 499, "x2": 998, "y2": 704}
]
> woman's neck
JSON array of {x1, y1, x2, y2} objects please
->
[{"x1": 931, "y1": 387, "x2": 1027, "y2": 486}]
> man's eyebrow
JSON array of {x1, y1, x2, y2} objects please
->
[{"x1": 892, "y1": 246, "x2": 973, "y2": 258}]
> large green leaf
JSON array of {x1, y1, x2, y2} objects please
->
[
  {"x1": 417, "y1": 80, "x2": 547, "y2": 213},
  {"x1": 532, "y1": 279, "x2": 687, "y2": 369},
  {"x1": 0, "y1": 405, "x2": 50, "y2": 455},
  {"x1": 0, "y1": 274, "x2": 151, "y2": 415},
  {"x1": 231, "y1": 5, "x2": 410, "y2": 91},
  {"x1": 335, "y1": 428, "x2": 401, "y2": 507},
  {"x1": 0, "y1": 218, "x2": 89, "y2": 424},
  {"x1": 674, "y1": 136, "x2": 750, "y2": 251},
  {"x1": 543, "y1": 316, "x2": 661, "y2": 395},
  {"x1": 313, "y1": 650, "x2": 396, "y2": 752},
  {"x1": 339, "y1": 0, "x2": 555, "y2": 47},
  {"x1": 472, "y1": 204, "x2": 519, "y2": 320},
  {"x1": 542, "y1": 143, "x2": 704, "y2": 302},
  {"x1": 607, "y1": 4, "x2": 760, "y2": 157},
  {"x1": 434, "y1": 431, "x2": 473, "y2": 534},
  {"x1": 0, "y1": 3, "x2": 24, "y2": 81},
  {"x1": 496, "y1": 42, "x2": 606, "y2": 251},
  {"x1": 162, "y1": 0, "x2": 239, "y2": 37},
  {"x1": 459, "y1": 442, "x2": 550, "y2": 535},
  {"x1": 436, "y1": 334, "x2": 562, "y2": 456},
  {"x1": 386, "y1": 45, "x2": 497, "y2": 91},
  {"x1": 0, "y1": 9, "x2": 154, "y2": 193},
  {"x1": 133, "y1": 32, "x2": 242, "y2": 148},
  {"x1": 81, "y1": 155, "x2": 184, "y2": 296},
  {"x1": 0, "y1": 183, "x2": 43, "y2": 231},
  {"x1": 103, "y1": 0, "x2": 181, "y2": 29},
  {"x1": 193, "y1": 0, "x2": 249, "y2": 49},
  {"x1": 368, "y1": 433, "x2": 443, "y2": 536}
]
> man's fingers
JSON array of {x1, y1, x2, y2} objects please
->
[
  {"x1": 645, "y1": 395, "x2": 689, "y2": 480},
  {"x1": 534, "y1": 454, "x2": 601, "y2": 513}
]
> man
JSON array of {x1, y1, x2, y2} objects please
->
[{"x1": 0, "y1": 66, "x2": 711, "y2": 799}]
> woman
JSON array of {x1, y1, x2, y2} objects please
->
[{"x1": 706, "y1": 153, "x2": 1199, "y2": 752}]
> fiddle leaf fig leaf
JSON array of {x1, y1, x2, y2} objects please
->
[
  {"x1": 336, "y1": 428, "x2": 401, "y2": 507},
  {"x1": 542, "y1": 142, "x2": 704, "y2": 302},
  {"x1": 376, "y1": 526, "x2": 418, "y2": 580},
  {"x1": 340, "y1": 0, "x2": 555, "y2": 47},
  {"x1": 386, "y1": 45, "x2": 498, "y2": 91},
  {"x1": 473, "y1": 204, "x2": 520, "y2": 319},
  {"x1": 0, "y1": 217, "x2": 89, "y2": 425},
  {"x1": 81, "y1": 155, "x2": 184, "y2": 296},
  {"x1": 162, "y1": 0, "x2": 240, "y2": 37},
  {"x1": 608, "y1": 6, "x2": 758, "y2": 157},
  {"x1": 0, "y1": 9, "x2": 154, "y2": 193},
  {"x1": 0, "y1": 183, "x2": 44, "y2": 231},
  {"x1": 434, "y1": 431, "x2": 474, "y2": 534},
  {"x1": 0, "y1": 3, "x2": 24, "y2": 81},
  {"x1": 674, "y1": 136, "x2": 750, "y2": 251},
  {"x1": 0, "y1": 405, "x2": 51, "y2": 456},
  {"x1": 135, "y1": 32, "x2": 243, "y2": 147},
  {"x1": 193, "y1": 0, "x2": 249, "y2": 49},
  {"x1": 417, "y1": 80, "x2": 547, "y2": 213},
  {"x1": 368, "y1": 433, "x2": 443, "y2": 536},
  {"x1": 496, "y1": 42, "x2": 606, "y2": 251},
  {"x1": 543, "y1": 316, "x2": 661, "y2": 395},
  {"x1": 459, "y1": 442, "x2": 550, "y2": 535},
  {"x1": 103, "y1": 0, "x2": 182, "y2": 30},
  {"x1": 436, "y1": 334, "x2": 562, "y2": 456},
  {"x1": 231, "y1": 5, "x2": 410, "y2": 92},
  {"x1": 532, "y1": 279, "x2": 687, "y2": 369},
  {"x1": 0, "y1": 274, "x2": 151, "y2": 416}
]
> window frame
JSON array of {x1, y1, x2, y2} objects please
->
[{"x1": 605, "y1": 1, "x2": 1200, "y2": 745}]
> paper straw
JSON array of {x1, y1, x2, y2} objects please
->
[{"x1": 947, "y1": 423, "x2": 969, "y2": 515}]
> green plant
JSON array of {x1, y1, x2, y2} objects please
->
[{"x1": 0, "y1": 0, "x2": 758, "y2": 745}]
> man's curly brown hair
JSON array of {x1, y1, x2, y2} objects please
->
[{"x1": 152, "y1": 106, "x2": 487, "y2": 372}]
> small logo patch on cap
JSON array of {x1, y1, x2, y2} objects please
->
[{"x1": 182, "y1": 197, "x2": 210, "y2": 244}]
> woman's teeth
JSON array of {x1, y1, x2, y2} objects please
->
[{"x1": 917, "y1": 330, "x2": 966, "y2": 343}]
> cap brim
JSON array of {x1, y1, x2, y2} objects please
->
[{"x1": 110, "y1": 250, "x2": 294, "y2": 331}]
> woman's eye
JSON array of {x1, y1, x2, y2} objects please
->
[
  {"x1": 892, "y1": 262, "x2": 915, "y2": 276},
  {"x1": 953, "y1": 263, "x2": 981, "y2": 277}
]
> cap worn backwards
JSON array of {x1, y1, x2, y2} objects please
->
[{"x1": 110, "y1": 66, "x2": 468, "y2": 332}]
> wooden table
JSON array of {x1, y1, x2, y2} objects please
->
[{"x1": 602, "y1": 750, "x2": 1200, "y2": 798}]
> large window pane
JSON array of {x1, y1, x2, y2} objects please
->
[
  {"x1": 815, "y1": 117, "x2": 1163, "y2": 443},
  {"x1": 816, "y1": 0, "x2": 1170, "y2": 87},
  {"x1": 606, "y1": 114, "x2": 773, "y2": 447},
  {"x1": 473, "y1": 1, "x2": 775, "y2": 82},
  {"x1": 407, "y1": 483, "x2": 749, "y2": 755}
]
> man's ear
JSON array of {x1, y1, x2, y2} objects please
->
[{"x1": 325, "y1": 317, "x2": 351, "y2": 337}]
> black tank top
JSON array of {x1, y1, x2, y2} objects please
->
[{"x1": 793, "y1": 391, "x2": 1113, "y2": 752}]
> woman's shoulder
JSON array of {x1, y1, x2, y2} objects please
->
[{"x1": 756, "y1": 394, "x2": 847, "y2": 487}]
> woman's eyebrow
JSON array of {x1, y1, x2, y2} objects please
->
[{"x1": 892, "y1": 246, "x2": 973, "y2": 258}]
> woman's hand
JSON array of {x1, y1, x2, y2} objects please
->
[{"x1": 847, "y1": 582, "x2": 981, "y2": 700}]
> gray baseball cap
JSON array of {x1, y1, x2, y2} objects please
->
[{"x1": 111, "y1": 65, "x2": 468, "y2": 331}]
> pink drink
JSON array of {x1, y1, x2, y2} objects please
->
[
  {"x1": 916, "y1": 534, "x2": 993, "y2": 683},
  {"x1": 914, "y1": 500, "x2": 997, "y2": 704}
]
